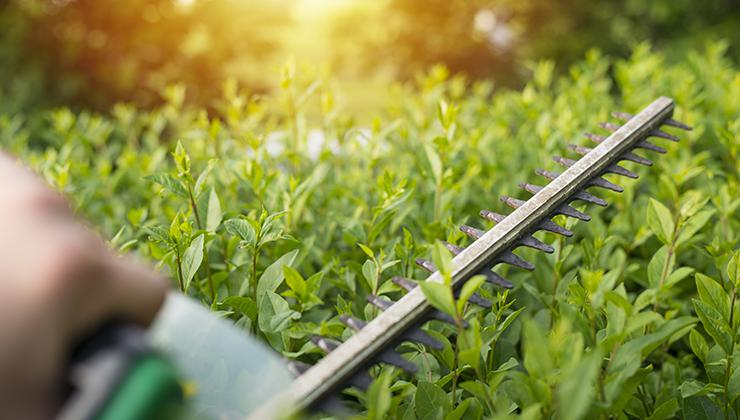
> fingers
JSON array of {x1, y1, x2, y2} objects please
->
[{"x1": 102, "y1": 255, "x2": 169, "y2": 327}]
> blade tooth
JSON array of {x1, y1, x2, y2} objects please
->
[
  {"x1": 315, "y1": 395, "x2": 349, "y2": 414},
  {"x1": 553, "y1": 156, "x2": 577, "y2": 168},
  {"x1": 480, "y1": 209, "x2": 506, "y2": 223},
  {"x1": 589, "y1": 176, "x2": 624, "y2": 192},
  {"x1": 518, "y1": 235, "x2": 555, "y2": 253},
  {"x1": 404, "y1": 328, "x2": 444, "y2": 350},
  {"x1": 460, "y1": 224, "x2": 485, "y2": 240},
  {"x1": 430, "y1": 309, "x2": 462, "y2": 326},
  {"x1": 599, "y1": 122, "x2": 620, "y2": 132},
  {"x1": 501, "y1": 195, "x2": 526, "y2": 209},
  {"x1": 375, "y1": 349, "x2": 417, "y2": 374},
  {"x1": 567, "y1": 144, "x2": 592, "y2": 156},
  {"x1": 584, "y1": 133, "x2": 606, "y2": 144},
  {"x1": 518, "y1": 182, "x2": 543, "y2": 195},
  {"x1": 649, "y1": 128, "x2": 680, "y2": 142},
  {"x1": 635, "y1": 139, "x2": 667, "y2": 154},
  {"x1": 481, "y1": 270, "x2": 514, "y2": 289},
  {"x1": 454, "y1": 288, "x2": 492, "y2": 308},
  {"x1": 611, "y1": 111, "x2": 634, "y2": 121},
  {"x1": 311, "y1": 336, "x2": 339, "y2": 353},
  {"x1": 286, "y1": 360, "x2": 311, "y2": 376},
  {"x1": 572, "y1": 190, "x2": 608, "y2": 207},
  {"x1": 339, "y1": 315, "x2": 367, "y2": 331},
  {"x1": 346, "y1": 371, "x2": 373, "y2": 391},
  {"x1": 663, "y1": 117, "x2": 692, "y2": 131},
  {"x1": 556, "y1": 204, "x2": 591, "y2": 221},
  {"x1": 621, "y1": 151, "x2": 653, "y2": 166},
  {"x1": 443, "y1": 241, "x2": 465, "y2": 256},
  {"x1": 535, "y1": 168, "x2": 560, "y2": 181},
  {"x1": 367, "y1": 294, "x2": 393, "y2": 311},
  {"x1": 607, "y1": 163, "x2": 639, "y2": 179},
  {"x1": 415, "y1": 258, "x2": 437, "y2": 273},
  {"x1": 392, "y1": 276, "x2": 417, "y2": 292},
  {"x1": 496, "y1": 250, "x2": 535, "y2": 271},
  {"x1": 537, "y1": 219, "x2": 573, "y2": 237}
]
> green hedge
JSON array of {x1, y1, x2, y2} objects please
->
[{"x1": 2, "y1": 43, "x2": 739, "y2": 419}]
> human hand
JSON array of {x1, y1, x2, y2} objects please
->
[{"x1": 0, "y1": 152, "x2": 168, "y2": 419}]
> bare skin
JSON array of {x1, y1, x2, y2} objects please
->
[{"x1": 0, "y1": 152, "x2": 168, "y2": 419}]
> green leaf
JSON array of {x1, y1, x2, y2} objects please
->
[
  {"x1": 692, "y1": 299, "x2": 733, "y2": 354},
  {"x1": 647, "y1": 245, "x2": 672, "y2": 288},
  {"x1": 444, "y1": 398, "x2": 472, "y2": 420},
  {"x1": 424, "y1": 143, "x2": 443, "y2": 184},
  {"x1": 557, "y1": 349, "x2": 602, "y2": 420},
  {"x1": 695, "y1": 273, "x2": 730, "y2": 321},
  {"x1": 647, "y1": 198, "x2": 675, "y2": 244},
  {"x1": 367, "y1": 370, "x2": 393, "y2": 420},
  {"x1": 254, "y1": 249, "x2": 299, "y2": 301},
  {"x1": 689, "y1": 329, "x2": 709, "y2": 363},
  {"x1": 358, "y1": 243, "x2": 375, "y2": 259},
  {"x1": 645, "y1": 398, "x2": 679, "y2": 420},
  {"x1": 224, "y1": 218, "x2": 256, "y2": 247},
  {"x1": 145, "y1": 173, "x2": 188, "y2": 197},
  {"x1": 222, "y1": 296, "x2": 257, "y2": 321},
  {"x1": 681, "y1": 396, "x2": 722, "y2": 420},
  {"x1": 419, "y1": 280, "x2": 456, "y2": 318},
  {"x1": 729, "y1": 250, "x2": 740, "y2": 288},
  {"x1": 258, "y1": 291, "x2": 299, "y2": 333},
  {"x1": 173, "y1": 140, "x2": 191, "y2": 176},
  {"x1": 415, "y1": 381, "x2": 451, "y2": 419},
  {"x1": 727, "y1": 365, "x2": 740, "y2": 403},
  {"x1": 432, "y1": 241, "x2": 454, "y2": 281},
  {"x1": 362, "y1": 259, "x2": 379, "y2": 292},
  {"x1": 206, "y1": 188, "x2": 222, "y2": 232},
  {"x1": 675, "y1": 209, "x2": 715, "y2": 247},
  {"x1": 181, "y1": 234, "x2": 204, "y2": 291},
  {"x1": 283, "y1": 265, "x2": 307, "y2": 301},
  {"x1": 457, "y1": 275, "x2": 485, "y2": 313}
]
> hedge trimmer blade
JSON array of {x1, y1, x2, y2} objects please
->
[{"x1": 250, "y1": 96, "x2": 691, "y2": 419}]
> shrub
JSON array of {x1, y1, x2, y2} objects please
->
[{"x1": 2, "y1": 43, "x2": 738, "y2": 418}]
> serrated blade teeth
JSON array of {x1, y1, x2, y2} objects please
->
[
  {"x1": 607, "y1": 163, "x2": 638, "y2": 179},
  {"x1": 415, "y1": 258, "x2": 437, "y2": 273},
  {"x1": 376, "y1": 349, "x2": 417, "y2": 373},
  {"x1": 287, "y1": 360, "x2": 311, "y2": 376},
  {"x1": 518, "y1": 182, "x2": 543, "y2": 195},
  {"x1": 442, "y1": 241, "x2": 464, "y2": 256},
  {"x1": 367, "y1": 294, "x2": 393, "y2": 311},
  {"x1": 496, "y1": 250, "x2": 535, "y2": 271},
  {"x1": 553, "y1": 156, "x2": 576, "y2": 168},
  {"x1": 480, "y1": 209, "x2": 506, "y2": 223},
  {"x1": 557, "y1": 204, "x2": 591, "y2": 221},
  {"x1": 339, "y1": 315, "x2": 366, "y2": 331},
  {"x1": 460, "y1": 224, "x2": 485, "y2": 239},
  {"x1": 535, "y1": 168, "x2": 560, "y2": 181},
  {"x1": 649, "y1": 128, "x2": 680, "y2": 142},
  {"x1": 663, "y1": 117, "x2": 692, "y2": 130},
  {"x1": 584, "y1": 133, "x2": 606, "y2": 143},
  {"x1": 392, "y1": 276, "x2": 417, "y2": 291},
  {"x1": 346, "y1": 371, "x2": 373, "y2": 391},
  {"x1": 611, "y1": 111, "x2": 633, "y2": 121},
  {"x1": 599, "y1": 122, "x2": 621, "y2": 132},
  {"x1": 501, "y1": 195, "x2": 526, "y2": 209},
  {"x1": 312, "y1": 336, "x2": 340, "y2": 353},
  {"x1": 572, "y1": 190, "x2": 608, "y2": 207},
  {"x1": 481, "y1": 269, "x2": 514, "y2": 289},
  {"x1": 456, "y1": 288, "x2": 492, "y2": 308},
  {"x1": 621, "y1": 151, "x2": 653, "y2": 166},
  {"x1": 430, "y1": 309, "x2": 462, "y2": 325},
  {"x1": 589, "y1": 176, "x2": 624, "y2": 192},
  {"x1": 538, "y1": 219, "x2": 573, "y2": 237},
  {"x1": 405, "y1": 328, "x2": 444, "y2": 350},
  {"x1": 635, "y1": 139, "x2": 667, "y2": 154},
  {"x1": 518, "y1": 235, "x2": 554, "y2": 253},
  {"x1": 567, "y1": 144, "x2": 592, "y2": 155}
]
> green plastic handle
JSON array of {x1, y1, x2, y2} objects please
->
[{"x1": 96, "y1": 354, "x2": 183, "y2": 420}]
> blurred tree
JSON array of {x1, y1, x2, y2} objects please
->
[{"x1": 0, "y1": 0, "x2": 293, "y2": 111}]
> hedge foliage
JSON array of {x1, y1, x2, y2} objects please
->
[{"x1": 2, "y1": 43, "x2": 739, "y2": 419}]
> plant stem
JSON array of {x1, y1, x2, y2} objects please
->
[
  {"x1": 724, "y1": 287, "x2": 737, "y2": 420},
  {"x1": 188, "y1": 186, "x2": 216, "y2": 303},
  {"x1": 175, "y1": 247, "x2": 185, "y2": 292}
]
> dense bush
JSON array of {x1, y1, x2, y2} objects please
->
[{"x1": 2, "y1": 43, "x2": 739, "y2": 418}]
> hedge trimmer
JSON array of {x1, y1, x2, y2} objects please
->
[{"x1": 60, "y1": 96, "x2": 690, "y2": 419}]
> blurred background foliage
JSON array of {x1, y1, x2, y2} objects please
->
[{"x1": 0, "y1": 0, "x2": 737, "y2": 114}]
